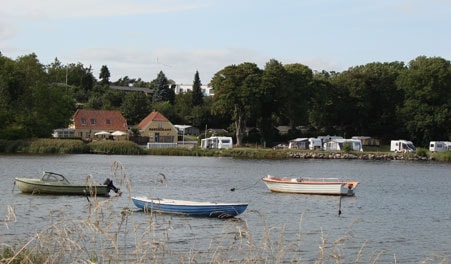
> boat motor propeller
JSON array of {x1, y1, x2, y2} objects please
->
[{"x1": 104, "y1": 178, "x2": 121, "y2": 194}]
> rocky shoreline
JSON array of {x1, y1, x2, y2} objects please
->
[{"x1": 287, "y1": 152, "x2": 433, "y2": 161}]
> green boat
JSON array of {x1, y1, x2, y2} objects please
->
[{"x1": 15, "y1": 171, "x2": 120, "y2": 196}]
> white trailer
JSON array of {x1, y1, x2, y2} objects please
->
[
  {"x1": 390, "y1": 140, "x2": 416, "y2": 153},
  {"x1": 429, "y1": 141, "x2": 451, "y2": 152},
  {"x1": 308, "y1": 138, "x2": 323, "y2": 150},
  {"x1": 200, "y1": 136, "x2": 233, "y2": 149}
]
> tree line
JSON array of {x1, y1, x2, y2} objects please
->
[{"x1": 0, "y1": 52, "x2": 450, "y2": 148}]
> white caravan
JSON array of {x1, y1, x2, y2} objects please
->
[
  {"x1": 200, "y1": 136, "x2": 233, "y2": 149},
  {"x1": 429, "y1": 141, "x2": 451, "y2": 152},
  {"x1": 390, "y1": 140, "x2": 416, "y2": 153},
  {"x1": 323, "y1": 139, "x2": 363, "y2": 152},
  {"x1": 288, "y1": 137, "x2": 325, "y2": 150},
  {"x1": 308, "y1": 138, "x2": 323, "y2": 150},
  {"x1": 288, "y1": 138, "x2": 309, "y2": 149}
]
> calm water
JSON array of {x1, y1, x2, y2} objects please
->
[{"x1": 0, "y1": 154, "x2": 450, "y2": 263}]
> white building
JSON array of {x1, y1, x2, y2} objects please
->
[{"x1": 173, "y1": 84, "x2": 214, "y2": 96}]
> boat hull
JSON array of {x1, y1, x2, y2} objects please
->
[
  {"x1": 262, "y1": 176, "x2": 358, "y2": 196},
  {"x1": 15, "y1": 178, "x2": 109, "y2": 196},
  {"x1": 132, "y1": 196, "x2": 248, "y2": 218}
]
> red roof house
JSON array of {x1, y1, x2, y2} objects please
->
[{"x1": 72, "y1": 109, "x2": 128, "y2": 140}]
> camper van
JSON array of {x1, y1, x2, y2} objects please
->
[
  {"x1": 200, "y1": 136, "x2": 233, "y2": 149},
  {"x1": 429, "y1": 141, "x2": 451, "y2": 152},
  {"x1": 390, "y1": 140, "x2": 416, "y2": 153}
]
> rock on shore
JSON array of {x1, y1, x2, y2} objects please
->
[{"x1": 287, "y1": 152, "x2": 432, "y2": 161}]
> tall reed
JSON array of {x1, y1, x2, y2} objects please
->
[{"x1": 1, "y1": 161, "x2": 447, "y2": 263}]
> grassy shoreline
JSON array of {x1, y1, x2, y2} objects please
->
[{"x1": 0, "y1": 138, "x2": 450, "y2": 162}]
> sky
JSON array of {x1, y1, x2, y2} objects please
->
[{"x1": 1, "y1": 0, "x2": 450, "y2": 85}]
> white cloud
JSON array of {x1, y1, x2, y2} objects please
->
[
  {"x1": 1, "y1": 0, "x2": 206, "y2": 20},
  {"x1": 0, "y1": 19, "x2": 18, "y2": 42}
]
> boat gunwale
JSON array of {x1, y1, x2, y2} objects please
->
[
  {"x1": 262, "y1": 176, "x2": 358, "y2": 186},
  {"x1": 131, "y1": 197, "x2": 248, "y2": 217},
  {"x1": 15, "y1": 178, "x2": 109, "y2": 189},
  {"x1": 132, "y1": 196, "x2": 248, "y2": 207}
]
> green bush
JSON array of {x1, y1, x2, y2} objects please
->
[
  {"x1": 431, "y1": 151, "x2": 451, "y2": 162},
  {"x1": 416, "y1": 148, "x2": 428, "y2": 157},
  {"x1": 342, "y1": 143, "x2": 353, "y2": 153}
]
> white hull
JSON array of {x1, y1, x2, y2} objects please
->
[{"x1": 262, "y1": 175, "x2": 358, "y2": 196}]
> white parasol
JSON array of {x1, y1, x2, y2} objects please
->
[
  {"x1": 111, "y1": 131, "x2": 128, "y2": 136},
  {"x1": 94, "y1": 131, "x2": 111, "y2": 136}
]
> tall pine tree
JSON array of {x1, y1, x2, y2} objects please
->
[
  {"x1": 153, "y1": 71, "x2": 170, "y2": 103},
  {"x1": 191, "y1": 71, "x2": 203, "y2": 106}
]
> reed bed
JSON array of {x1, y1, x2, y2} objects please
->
[
  {"x1": 88, "y1": 141, "x2": 145, "y2": 155},
  {"x1": 29, "y1": 138, "x2": 90, "y2": 154},
  {"x1": 0, "y1": 139, "x2": 89, "y2": 154}
]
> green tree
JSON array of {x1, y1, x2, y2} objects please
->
[
  {"x1": 46, "y1": 57, "x2": 67, "y2": 85},
  {"x1": 330, "y1": 62, "x2": 404, "y2": 139},
  {"x1": 255, "y1": 59, "x2": 287, "y2": 146},
  {"x1": 99, "y1": 65, "x2": 111, "y2": 85},
  {"x1": 210, "y1": 62, "x2": 262, "y2": 146},
  {"x1": 396, "y1": 56, "x2": 451, "y2": 145},
  {"x1": 66, "y1": 62, "x2": 96, "y2": 103},
  {"x1": 152, "y1": 101, "x2": 178, "y2": 124},
  {"x1": 101, "y1": 89, "x2": 124, "y2": 109},
  {"x1": 192, "y1": 71, "x2": 203, "y2": 106},
  {"x1": 152, "y1": 71, "x2": 174, "y2": 104},
  {"x1": 0, "y1": 54, "x2": 22, "y2": 138},
  {"x1": 0, "y1": 53, "x2": 74, "y2": 138},
  {"x1": 174, "y1": 92, "x2": 193, "y2": 124},
  {"x1": 308, "y1": 74, "x2": 337, "y2": 134},
  {"x1": 282, "y1": 63, "x2": 313, "y2": 128},
  {"x1": 121, "y1": 92, "x2": 151, "y2": 125}
]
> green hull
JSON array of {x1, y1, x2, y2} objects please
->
[{"x1": 15, "y1": 178, "x2": 109, "y2": 196}]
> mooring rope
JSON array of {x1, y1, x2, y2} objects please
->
[{"x1": 230, "y1": 178, "x2": 262, "y2": 192}]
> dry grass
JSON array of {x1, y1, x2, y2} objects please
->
[{"x1": 1, "y1": 162, "x2": 448, "y2": 263}]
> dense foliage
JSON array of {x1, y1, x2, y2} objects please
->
[{"x1": 0, "y1": 52, "x2": 450, "y2": 147}]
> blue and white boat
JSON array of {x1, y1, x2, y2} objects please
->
[{"x1": 131, "y1": 196, "x2": 248, "y2": 218}]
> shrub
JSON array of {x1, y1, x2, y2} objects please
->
[{"x1": 416, "y1": 148, "x2": 428, "y2": 157}]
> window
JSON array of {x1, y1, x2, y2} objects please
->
[
  {"x1": 81, "y1": 118, "x2": 86, "y2": 125},
  {"x1": 90, "y1": 118, "x2": 96, "y2": 125},
  {"x1": 106, "y1": 119, "x2": 111, "y2": 125}
]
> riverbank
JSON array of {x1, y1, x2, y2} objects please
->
[
  {"x1": 0, "y1": 138, "x2": 450, "y2": 162},
  {"x1": 287, "y1": 151, "x2": 434, "y2": 161}
]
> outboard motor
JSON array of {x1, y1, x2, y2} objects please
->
[{"x1": 104, "y1": 178, "x2": 120, "y2": 194}]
